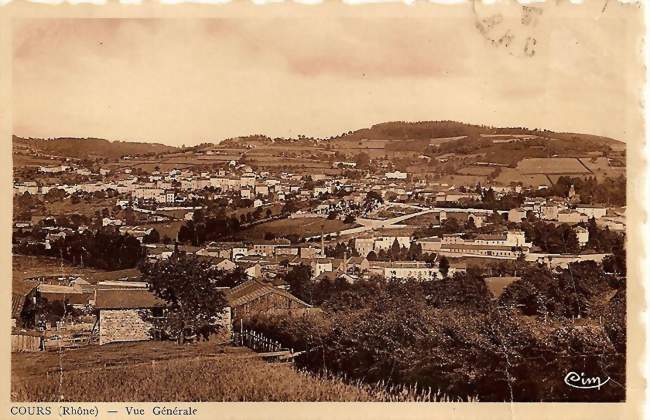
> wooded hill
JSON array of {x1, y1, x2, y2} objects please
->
[{"x1": 13, "y1": 136, "x2": 178, "y2": 160}]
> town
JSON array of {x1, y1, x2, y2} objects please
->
[{"x1": 12, "y1": 124, "x2": 627, "y2": 402}]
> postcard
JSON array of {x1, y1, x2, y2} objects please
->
[{"x1": 1, "y1": 1, "x2": 645, "y2": 419}]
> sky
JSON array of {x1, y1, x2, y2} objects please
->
[{"x1": 12, "y1": 3, "x2": 643, "y2": 146}]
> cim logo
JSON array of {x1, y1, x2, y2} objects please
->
[{"x1": 564, "y1": 371, "x2": 610, "y2": 390}]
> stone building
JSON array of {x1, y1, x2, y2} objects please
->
[{"x1": 95, "y1": 288, "x2": 165, "y2": 345}]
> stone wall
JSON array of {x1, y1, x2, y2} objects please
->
[
  {"x1": 99, "y1": 307, "x2": 233, "y2": 345},
  {"x1": 99, "y1": 309, "x2": 153, "y2": 345}
]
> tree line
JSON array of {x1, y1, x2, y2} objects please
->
[{"x1": 245, "y1": 260, "x2": 625, "y2": 402}]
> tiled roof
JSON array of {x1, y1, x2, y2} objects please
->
[
  {"x1": 95, "y1": 288, "x2": 164, "y2": 309},
  {"x1": 225, "y1": 279, "x2": 310, "y2": 309}
]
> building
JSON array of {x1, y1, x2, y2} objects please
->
[
  {"x1": 575, "y1": 205, "x2": 607, "y2": 219},
  {"x1": 385, "y1": 171, "x2": 408, "y2": 180},
  {"x1": 225, "y1": 279, "x2": 312, "y2": 323},
  {"x1": 575, "y1": 226, "x2": 590, "y2": 247},
  {"x1": 355, "y1": 238, "x2": 376, "y2": 257},
  {"x1": 540, "y1": 204, "x2": 560, "y2": 221},
  {"x1": 213, "y1": 258, "x2": 237, "y2": 272},
  {"x1": 252, "y1": 239, "x2": 291, "y2": 257},
  {"x1": 255, "y1": 184, "x2": 270, "y2": 197},
  {"x1": 438, "y1": 230, "x2": 532, "y2": 260},
  {"x1": 416, "y1": 237, "x2": 442, "y2": 252},
  {"x1": 508, "y1": 208, "x2": 526, "y2": 223},
  {"x1": 311, "y1": 259, "x2": 332, "y2": 277},
  {"x1": 95, "y1": 288, "x2": 165, "y2": 345},
  {"x1": 557, "y1": 210, "x2": 589, "y2": 224},
  {"x1": 380, "y1": 262, "x2": 444, "y2": 281}
]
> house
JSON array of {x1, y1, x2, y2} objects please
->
[
  {"x1": 575, "y1": 205, "x2": 607, "y2": 219},
  {"x1": 313, "y1": 270, "x2": 357, "y2": 285},
  {"x1": 240, "y1": 263, "x2": 262, "y2": 279},
  {"x1": 385, "y1": 171, "x2": 408, "y2": 180},
  {"x1": 252, "y1": 239, "x2": 291, "y2": 257},
  {"x1": 95, "y1": 288, "x2": 165, "y2": 345},
  {"x1": 298, "y1": 245, "x2": 320, "y2": 259},
  {"x1": 540, "y1": 204, "x2": 560, "y2": 221},
  {"x1": 508, "y1": 208, "x2": 527, "y2": 223},
  {"x1": 311, "y1": 259, "x2": 332, "y2": 277},
  {"x1": 354, "y1": 238, "x2": 375, "y2": 258},
  {"x1": 213, "y1": 258, "x2": 237, "y2": 272},
  {"x1": 345, "y1": 256, "x2": 370, "y2": 274},
  {"x1": 575, "y1": 226, "x2": 589, "y2": 247},
  {"x1": 557, "y1": 210, "x2": 588, "y2": 224},
  {"x1": 255, "y1": 184, "x2": 270, "y2": 197},
  {"x1": 225, "y1": 279, "x2": 312, "y2": 323},
  {"x1": 416, "y1": 236, "x2": 442, "y2": 252}
]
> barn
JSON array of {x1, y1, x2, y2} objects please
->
[
  {"x1": 95, "y1": 288, "x2": 165, "y2": 345},
  {"x1": 225, "y1": 279, "x2": 312, "y2": 323}
]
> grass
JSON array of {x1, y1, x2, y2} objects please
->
[
  {"x1": 13, "y1": 255, "x2": 140, "y2": 285},
  {"x1": 241, "y1": 217, "x2": 351, "y2": 240},
  {"x1": 12, "y1": 341, "x2": 475, "y2": 402}
]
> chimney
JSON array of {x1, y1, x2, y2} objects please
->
[{"x1": 320, "y1": 223, "x2": 325, "y2": 256}]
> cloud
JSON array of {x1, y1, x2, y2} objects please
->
[{"x1": 11, "y1": 4, "x2": 642, "y2": 145}]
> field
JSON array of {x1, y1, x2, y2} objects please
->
[
  {"x1": 403, "y1": 213, "x2": 440, "y2": 227},
  {"x1": 240, "y1": 217, "x2": 353, "y2": 240},
  {"x1": 13, "y1": 255, "x2": 140, "y2": 285},
  {"x1": 12, "y1": 341, "x2": 468, "y2": 402},
  {"x1": 456, "y1": 166, "x2": 496, "y2": 176},
  {"x1": 13, "y1": 255, "x2": 102, "y2": 282},
  {"x1": 140, "y1": 220, "x2": 185, "y2": 241},
  {"x1": 516, "y1": 157, "x2": 591, "y2": 175},
  {"x1": 494, "y1": 168, "x2": 551, "y2": 187}
]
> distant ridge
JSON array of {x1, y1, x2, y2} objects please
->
[
  {"x1": 13, "y1": 120, "x2": 625, "y2": 157},
  {"x1": 331, "y1": 121, "x2": 624, "y2": 147},
  {"x1": 13, "y1": 136, "x2": 179, "y2": 159}
]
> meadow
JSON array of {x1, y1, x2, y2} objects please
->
[
  {"x1": 12, "y1": 341, "x2": 473, "y2": 402},
  {"x1": 240, "y1": 217, "x2": 351, "y2": 240}
]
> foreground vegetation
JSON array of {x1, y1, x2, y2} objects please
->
[
  {"x1": 247, "y1": 261, "x2": 626, "y2": 402},
  {"x1": 12, "y1": 342, "x2": 473, "y2": 402}
]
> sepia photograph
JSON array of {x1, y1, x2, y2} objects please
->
[{"x1": 5, "y1": 1, "x2": 643, "y2": 415}]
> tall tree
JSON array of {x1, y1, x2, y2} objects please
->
[{"x1": 141, "y1": 254, "x2": 229, "y2": 344}]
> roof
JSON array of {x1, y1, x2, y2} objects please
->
[
  {"x1": 95, "y1": 288, "x2": 164, "y2": 310},
  {"x1": 224, "y1": 279, "x2": 310, "y2": 309},
  {"x1": 417, "y1": 237, "x2": 441, "y2": 243},
  {"x1": 441, "y1": 243, "x2": 524, "y2": 251},
  {"x1": 474, "y1": 233, "x2": 507, "y2": 241},
  {"x1": 38, "y1": 284, "x2": 83, "y2": 294}
]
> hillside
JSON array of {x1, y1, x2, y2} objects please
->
[
  {"x1": 331, "y1": 121, "x2": 624, "y2": 148},
  {"x1": 13, "y1": 136, "x2": 178, "y2": 160},
  {"x1": 215, "y1": 121, "x2": 625, "y2": 160}
]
